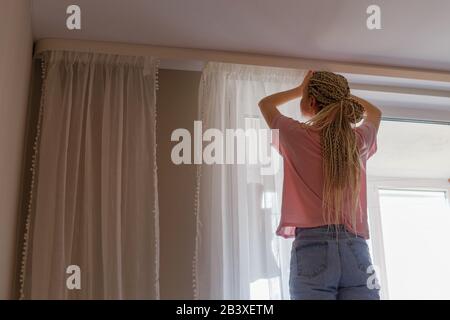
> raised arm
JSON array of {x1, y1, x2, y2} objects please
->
[
  {"x1": 350, "y1": 94, "x2": 382, "y2": 131},
  {"x1": 258, "y1": 70, "x2": 314, "y2": 128}
]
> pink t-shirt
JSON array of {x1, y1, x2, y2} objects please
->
[{"x1": 271, "y1": 114, "x2": 378, "y2": 239}]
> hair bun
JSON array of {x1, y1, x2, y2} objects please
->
[{"x1": 342, "y1": 97, "x2": 364, "y2": 124}]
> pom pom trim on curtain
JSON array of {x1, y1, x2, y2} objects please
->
[{"x1": 19, "y1": 50, "x2": 160, "y2": 299}]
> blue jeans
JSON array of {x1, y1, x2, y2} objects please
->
[{"x1": 289, "y1": 225, "x2": 380, "y2": 300}]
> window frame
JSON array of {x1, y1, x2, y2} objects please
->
[{"x1": 366, "y1": 176, "x2": 450, "y2": 300}]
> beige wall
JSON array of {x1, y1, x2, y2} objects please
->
[
  {"x1": 157, "y1": 69, "x2": 201, "y2": 299},
  {"x1": 0, "y1": 0, "x2": 33, "y2": 299}
]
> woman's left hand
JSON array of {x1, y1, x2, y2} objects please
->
[
  {"x1": 301, "y1": 70, "x2": 314, "y2": 88},
  {"x1": 295, "y1": 70, "x2": 314, "y2": 95}
]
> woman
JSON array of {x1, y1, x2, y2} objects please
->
[{"x1": 258, "y1": 70, "x2": 382, "y2": 300}]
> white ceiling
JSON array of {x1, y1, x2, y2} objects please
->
[{"x1": 31, "y1": 0, "x2": 450, "y2": 72}]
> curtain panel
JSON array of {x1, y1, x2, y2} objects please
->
[
  {"x1": 194, "y1": 62, "x2": 306, "y2": 299},
  {"x1": 20, "y1": 51, "x2": 160, "y2": 299}
]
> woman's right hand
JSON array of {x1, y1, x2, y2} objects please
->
[{"x1": 349, "y1": 94, "x2": 382, "y2": 131}]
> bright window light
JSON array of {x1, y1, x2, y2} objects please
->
[{"x1": 378, "y1": 188, "x2": 450, "y2": 299}]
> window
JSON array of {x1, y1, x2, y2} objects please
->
[
  {"x1": 375, "y1": 187, "x2": 450, "y2": 299},
  {"x1": 367, "y1": 119, "x2": 450, "y2": 299},
  {"x1": 368, "y1": 179, "x2": 450, "y2": 300}
]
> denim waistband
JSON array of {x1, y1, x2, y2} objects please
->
[{"x1": 294, "y1": 224, "x2": 362, "y2": 240}]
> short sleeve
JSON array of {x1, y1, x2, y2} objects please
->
[
  {"x1": 355, "y1": 120, "x2": 378, "y2": 159},
  {"x1": 270, "y1": 114, "x2": 303, "y2": 156}
]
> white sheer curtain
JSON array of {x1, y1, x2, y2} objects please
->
[
  {"x1": 20, "y1": 51, "x2": 160, "y2": 299},
  {"x1": 194, "y1": 62, "x2": 306, "y2": 299}
]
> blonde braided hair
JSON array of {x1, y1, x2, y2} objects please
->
[{"x1": 304, "y1": 71, "x2": 365, "y2": 231}]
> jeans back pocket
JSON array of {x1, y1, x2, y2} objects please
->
[{"x1": 295, "y1": 240, "x2": 328, "y2": 278}]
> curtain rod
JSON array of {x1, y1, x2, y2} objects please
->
[
  {"x1": 34, "y1": 38, "x2": 450, "y2": 84},
  {"x1": 381, "y1": 117, "x2": 450, "y2": 126}
]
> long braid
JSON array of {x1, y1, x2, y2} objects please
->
[{"x1": 303, "y1": 71, "x2": 365, "y2": 231}]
